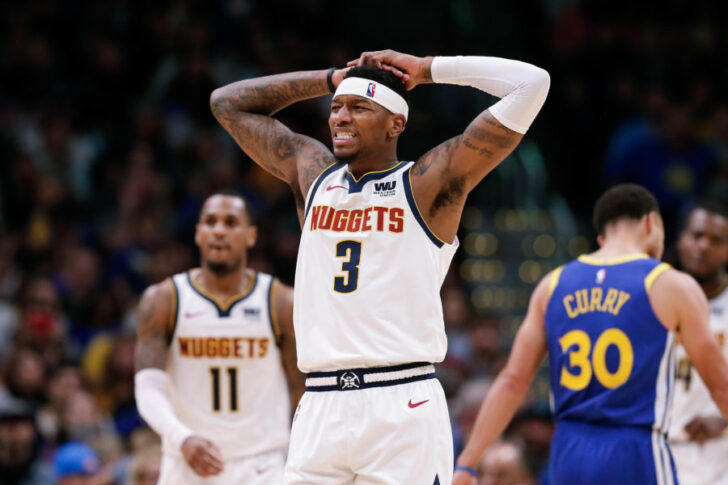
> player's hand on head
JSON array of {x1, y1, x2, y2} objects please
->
[
  {"x1": 181, "y1": 436, "x2": 224, "y2": 476},
  {"x1": 331, "y1": 67, "x2": 352, "y2": 90},
  {"x1": 346, "y1": 49, "x2": 430, "y2": 90},
  {"x1": 452, "y1": 469, "x2": 478, "y2": 485}
]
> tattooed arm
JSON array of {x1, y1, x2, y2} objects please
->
[
  {"x1": 210, "y1": 70, "x2": 346, "y2": 222},
  {"x1": 272, "y1": 280, "x2": 306, "y2": 413},
  {"x1": 135, "y1": 281, "x2": 173, "y2": 371},
  {"x1": 349, "y1": 50, "x2": 549, "y2": 243}
]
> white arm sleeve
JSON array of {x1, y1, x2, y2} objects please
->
[
  {"x1": 135, "y1": 368, "x2": 193, "y2": 449},
  {"x1": 430, "y1": 56, "x2": 550, "y2": 134}
]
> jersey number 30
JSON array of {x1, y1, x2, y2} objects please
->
[
  {"x1": 559, "y1": 328, "x2": 634, "y2": 390},
  {"x1": 334, "y1": 240, "x2": 362, "y2": 293}
]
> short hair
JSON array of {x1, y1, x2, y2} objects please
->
[
  {"x1": 344, "y1": 65, "x2": 410, "y2": 104},
  {"x1": 201, "y1": 190, "x2": 255, "y2": 223},
  {"x1": 694, "y1": 198, "x2": 728, "y2": 220},
  {"x1": 592, "y1": 184, "x2": 660, "y2": 235}
]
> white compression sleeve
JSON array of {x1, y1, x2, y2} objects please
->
[
  {"x1": 135, "y1": 368, "x2": 193, "y2": 448},
  {"x1": 430, "y1": 56, "x2": 550, "y2": 134}
]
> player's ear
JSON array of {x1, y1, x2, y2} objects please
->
[
  {"x1": 644, "y1": 212, "x2": 657, "y2": 235},
  {"x1": 597, "y1": 234, "x2": 605, "y2": 247},
  {"x1": 388, "y1": 115, "x2": 406, "y2": 138},
  {"x1": 194, "y1": 223, "x2": 202, "y2": 248},
  {"x1": 245, "y1": 225, "x2": 258, "y2": 248}
]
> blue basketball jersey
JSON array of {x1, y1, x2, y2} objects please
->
[{"x1": 545, "y1": 254, "x2": 675, "y2": 432}]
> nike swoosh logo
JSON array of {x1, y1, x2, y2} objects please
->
[
  {"x1": 326, "y1": 185, "x2": 348, "y2": 191},
  {"x1": 184, "y1": 311, "x2": 206, "y2": 319},
  {"x1": 408, "y1": 399, "x2": 429, "y2": 408}
]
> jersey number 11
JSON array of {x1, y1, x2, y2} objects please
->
[{"x1": 210, "y1": 367, "x2": 238, "y2": 412}]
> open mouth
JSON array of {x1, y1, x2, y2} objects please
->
[{"x1": 334, "y1": 132, "x2": 357, "y2": 145}]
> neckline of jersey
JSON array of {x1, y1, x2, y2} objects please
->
[
  {"x1": 345, "y1": 161, "x2": 405, "y2": 183},
  {"x1": 187, "y1": 268, "x2": 258, "y2": 312},
  {"x1": 577, "y1": 253, "x2": 649, "y2": 266}
]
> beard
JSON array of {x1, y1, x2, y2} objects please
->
[
  {"x1": 205, "y1": 258, "x2": 241, "y2": 276},
  {"x1": 335, "y1": 152, "x2": 357, "y2": 164}
]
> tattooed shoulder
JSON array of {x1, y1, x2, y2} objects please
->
[
  {"x1": 298, "y1": 144, "x2": 336, "y2": 193},
  {"x1": 414, "y1": 136, "x2": 462, "y2": 176}
]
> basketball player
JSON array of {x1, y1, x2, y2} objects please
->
[
  {"x1": 210, "y1": 49, "x2": 549, "y2": 484},
  {"x1": 134, "y1": 192, "x2": 304, "y2": 484},
  {"x1": 669, "y1": 201, "x2": 728, "y2": 485},
  {"x1": 452, "y1": 185, "x2": 728, "y2": 485}
]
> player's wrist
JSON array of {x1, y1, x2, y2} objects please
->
[
  {"x1": 455, "y1": 451, "x2": 479, "y2": 471},
  {"x1": 417, "y1": 56, "x2": 434, "y2": 85},
  {"x1": 454, "y1": 465, "x2": 479, "y2": 477}
]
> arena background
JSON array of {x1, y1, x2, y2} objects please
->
[{"x1": 1, "y1": 0, "x2": 727, "y2": 483}]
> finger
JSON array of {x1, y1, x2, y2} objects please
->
[
  {"x1": 206, "y1": 442, "x2": 224, "y2": 462},
  {"x1": 386, "y1": 65, "x2": 408, "y2": 80},
  {"x1": 201, "y1": 452, "x2": 224, "y2": 471},
  {"x1": 193, "y1": 457, "x2": 222, "y2": 476}
]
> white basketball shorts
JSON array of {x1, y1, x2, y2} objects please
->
[
  {"x1": 671, "y1": 435, "x2": 728, "y2": 485},
  {"x1": 284, "y1": 363, "x2": 453, "y2": 485}
]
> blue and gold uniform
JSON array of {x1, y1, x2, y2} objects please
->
[{"x1": 545, "y1": 253, "x2": 677, "y2": 485}]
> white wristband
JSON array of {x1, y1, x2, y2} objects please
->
[
  {"x1": 135, "y1": 368, "x2": 193, "y2": 449},
  {"x1": 431, "y1": 56, "x2": 550, "y2": 133}
]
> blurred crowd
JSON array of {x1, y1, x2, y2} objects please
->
[{"x1": 0, "y1": 0, "x2": 726, "y2": 483}]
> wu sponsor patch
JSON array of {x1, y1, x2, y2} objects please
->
[{"x1": 373, "y1": 180, "x2": 396, "y2": 197}]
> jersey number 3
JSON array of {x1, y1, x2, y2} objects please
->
[
  {"x1": 334, "y1": 240, "x2": 362, "y2": 293},
  {"x1": 559, "y1": 328, "x2": 634, "y2": 391}
]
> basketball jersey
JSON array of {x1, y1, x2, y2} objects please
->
[
  {"x1": 669, "y1": 283, "x2": 728, "y2": 441},
  {"x1": 293, "y1": 161, "x2": 459, "y2": 372},
  {"x1": 164, "y1": 270, "x2": 290, "y2": 460},
  {"x1": 545, "y1": 254, "x2": 675, "y2": 432}
]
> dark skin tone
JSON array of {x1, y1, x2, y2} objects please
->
[
  {"x1": 210, "y1": 49, "x2": 522, "y2": 243},
  {"x1": 677, "y1": 208, "x2": 728, "y2": 442},
  {"x1": 134, "y1": 195, "x2": 304, "y2": 477}
]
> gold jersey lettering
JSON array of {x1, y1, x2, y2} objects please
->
[{"x1": 562, "y1": 288, "x2": 632, "y2": 318}]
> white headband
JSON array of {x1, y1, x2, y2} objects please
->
[{"x1": 334, "y1": 77, "x2": 409, "y2": 120}]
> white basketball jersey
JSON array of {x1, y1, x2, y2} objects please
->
[
  {"x1": 164, "y1": 270, "x2": 290, "y2": 460},
  {"x1": 669, "y1": 283, "x2": 728, "y2": 441},
  {"x1": 293, "y1": 161, "x2": 459, "y2": 372}
]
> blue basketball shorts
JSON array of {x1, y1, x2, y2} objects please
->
[{"x1": 547, "y1": 421, "x2": 678, "y2": 485}]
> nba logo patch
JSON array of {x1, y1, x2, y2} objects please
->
[
  {"x1": 596, "y1": 268, "x2": 606, "y2": 284},
  {"x1": 366, "y1": 82, "x2": 376, "y2": 97}
]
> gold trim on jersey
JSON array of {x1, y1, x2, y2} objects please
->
[
  {"x1": 578, "y1": 253, "x2": 649, "y2": 266},
  {"x1": 406, "y1": 169, "x2": 447, "y2": 245},
  {"x1": 269, "y1": 278, "x2": 282, "y2": 345},
  {"x1": 188, "y1": 268, "x2": 257, "y2": 312},
  {"x1": 166, "y1": 277, "x2": 179, "y2": 343},
  {"x1": 644, "y1": 263, "x2": 672, "y2": 293},
  {"x1": 346, "y1": 161, "x2": 405, "y2": 183},
  {"x1": 548, "y1": 265, "x2": 565, "y2": 299}
]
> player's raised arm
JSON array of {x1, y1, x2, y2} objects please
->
[
  {"x1": 272, "y1": 280, "x2": 306, "y2": 410},
  {"x1": 349, "y1": 50, "x2": 549, "y2": 242},
  {"x1": 210, "y1": 70, "x2": 346, "y2": 214},
  {"x1": 650, "y1": 269, "x2": 728, "y2": 419},
  {"x1": 452, "y1": 274, "x2": 551, "y2": 485},
  {"x1": 134, "y1": 281, "x2": 224, "y2": 477}
]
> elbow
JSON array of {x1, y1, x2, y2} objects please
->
[
  {"x1": 498, "y1": 368, "x2": 532, "y2": 398},
  {"x1": 530, "y1": 66, "x2": 551, "y2": 98},
  {"x1": 209, "y1": 87, "x2": 227, "y2": 118}
]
